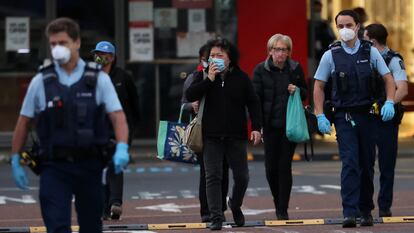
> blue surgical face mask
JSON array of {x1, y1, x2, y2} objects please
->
[{"x1": 208, "y1": 57, "x2": 226, "y2": 72}]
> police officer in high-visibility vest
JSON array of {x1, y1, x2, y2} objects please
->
[
  {"x1": 363, "y1": 23, "x2": 408, "y2": 218},
  {"x1": 10, "y1": 17, "x2": 129, "y2": 233},
  {"x1": 313, "y1": 10, "x2": 396, "y2": 228}
]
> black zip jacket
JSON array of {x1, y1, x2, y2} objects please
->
[
  {"x1": 109, "y1": 66, "x2": 140, "y2": 142},
  {"x1": 186, "y1": 67, "x2": 262, "y2": 139},
  {"x1": 252, "y1": 57, "x2": 307, "y2": 128}
]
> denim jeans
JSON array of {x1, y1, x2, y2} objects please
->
[{"x1": 203, "y1": 137, "x2": 249, "y2": 222}]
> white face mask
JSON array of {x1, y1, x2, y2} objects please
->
[
  {"x1": 51, "y1": 45, "x2": 71, "y2": 64},
  {"x1": 339, "y1": 28, "x2": 356, "y2": 42}
]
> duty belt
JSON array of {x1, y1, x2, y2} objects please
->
[
  {"x1": 51, "y1": 146, "x2": 102, "y2": 162},
  {"x1": 335, "y1": 105, "x2": 371, "y2": 113}
]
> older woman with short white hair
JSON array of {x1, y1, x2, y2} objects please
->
[{"x1": 252, "y1": 33, "x2": 308, "y2": 220}]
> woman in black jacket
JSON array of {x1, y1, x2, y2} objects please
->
[
  {"x1": 252, "y1": 34, "x2": 307, "y2": 220},
  {"x1": 186, "y1": 38, "x2": 262, "y2": 230},
  {"x1": 181, "y1": 44, "x2": 229, "y2": 223}
]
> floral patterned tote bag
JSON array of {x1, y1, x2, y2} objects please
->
[{"x1": 157, "y1": 105, "x2": 197, "y2": 164}]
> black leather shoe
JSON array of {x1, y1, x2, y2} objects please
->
[
  {"x1": 360, "y1": 214, "x2": 374, "y2": 226},
  {"x1": 110, "y1": 203, "x2": 122, "y2": 220},
  {"x1": 379, "y1": 209, "x2": 392, "y2": 217},
  {"x1": 228, "y1": 198, "x2": 245, "y2": 226},
  {"x1": 276, "y1": 210, "x2": 289, "y2": 220},
  {"x1": 209, "y1": 220, "x2": 222, "y2": 231},
  {"x1": 342, "y1": 217, "x2": 356, "y2": 228}
]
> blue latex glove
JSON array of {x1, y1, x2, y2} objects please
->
[
  {"x1": 113, "y1": 143, "x2": 130, "y2": 174},
  {"x1": 11, "y1": 153, "x2": 28, "y2": 190},
  {"x1": 316, "y1": 114, "x2": 332, "y2": 134},
  {"x1": 381, "y1": 100, "x2": 395, "y2": 122}
]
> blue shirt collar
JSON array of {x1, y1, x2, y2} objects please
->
[
  {"x1": 380, "y1": 46, "x2": 390, "y2": 56},
  {"x1": 340, "y1": 39, "x2": 361, "y2": 55},
  {"x1": 53, "y1": 58, "x2": 86, "y2": 87},
  {"x1": 54, "y1": 58, "x2": 85, "y2": 74}
]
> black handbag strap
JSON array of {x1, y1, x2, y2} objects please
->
[
  {"x1": 303, "y1": 105, "x2": 317, "y2": 161},
  {"x1": 303, "y1": 136, "x2": 314, "y2": 161}
]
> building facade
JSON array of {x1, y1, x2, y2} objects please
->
[{"x1": 0, "y1": 0, "x2": 413, "y2": 141}]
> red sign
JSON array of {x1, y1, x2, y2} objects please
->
[{"x1": 172, "y1": 0, "x2": 212, "y2": 8}]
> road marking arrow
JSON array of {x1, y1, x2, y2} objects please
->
[
  {"x1": 241, "y1": 207, "x2": 275, "y2": 215},
  {"x1": 320, "y1": 184, "x2": 341, "y2": 190},
  {"x1": 0, "y1": 195, "x2": 36, "y2": 204},
  {"x1": 136, "y1": 203, "x2": 199, "y2": 213}
]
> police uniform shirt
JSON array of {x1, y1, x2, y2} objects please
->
[
  {"x1": 381, "y1": 47, "x2": 407, "y2": 82},
  {"x1": 314, "y1": 39, "x2": 391, "y2": 82},
  {"x1": 20, "y1": 59, "x2": 122, "y2": 118}
]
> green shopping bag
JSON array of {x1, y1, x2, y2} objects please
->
[{"x1": 286, "y1": 88, "x2": 310, "y2": 143}]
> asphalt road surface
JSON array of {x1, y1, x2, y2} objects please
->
[{"x1": 1, "y1": 157, "x2": 414, "y2": 233}]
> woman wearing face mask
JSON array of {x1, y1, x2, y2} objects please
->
[
  {"x1": 186, "y1": 38, "x2": 262, "y2": 230},
  {"x1": 92, "y1": 41, "x2": 141, "y2": 221},
  {"x1": 252, "y1": 34, "x2": 308, "y2": 220},
  {"x1": 181, "y1": 43, "x2": 230, "y2": 223},
  {"x1": 313, "y1": 10, "x2": 396, "y2": 228}
]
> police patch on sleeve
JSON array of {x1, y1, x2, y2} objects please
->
[{"x1": 399, "y1": 60, "x2": 406, "y2": 70}]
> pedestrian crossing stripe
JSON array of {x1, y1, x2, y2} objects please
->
[
  {"x1": 29, "y1": 226, "x2": 79, "y2": 232},
  {"x1": 148, "y1": 223, "x2": 206, "y2": 230},
  {"x1": 1, "y1": 216, "x2": 413, "y2": 232},
  {"x1": 105, "y1": 224, "x2": 148, "y2": 230},
  {"x1": 265, "y1": 219, "x2": 324, "y2": 225},
  {"x1": 29, "y1": 227, "x2": 46, "y2": 232},
  {"x1": 382, "y1": 216, "x2": 414, "y2": 223}
]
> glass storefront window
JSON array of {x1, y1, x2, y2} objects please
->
[
  {"x1": 0, "y1": 1, "x2": 46, "y2": 72},
  {"x1": 127, "y1": 0, "x2": 237, "y2": 138},
  {"x1": 0, "y1": 0, "x2": 237, "y2": 140}
]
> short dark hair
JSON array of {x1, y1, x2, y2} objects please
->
[
  {"x1": 353, "y1": 7, "x2": 367, "y2": 18},
  {"x1": 365, "y1": 23, "x2": 388, "y2": 45},
  {"x1": 335, "y1": 9, "x2": 360, "y2": 25},
  {"x1": 45, "y1": 17, "x2": 80, "y2": 41},
  {"x1": 206, "y1": 38, "x2": 240, "y2": 67},
  {"x1": 198, "y1": 44, "x2": 209, "y2": 60}
]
